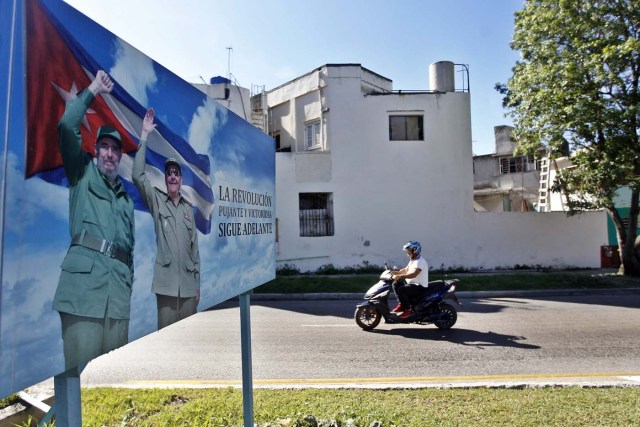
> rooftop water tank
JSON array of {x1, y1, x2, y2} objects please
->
[
  {"x1": 429, "y1": 61, "x2": 455, "y2": 92},
  {"x1": 210, "y1": 76, "x2": 231, "y2": 85}
]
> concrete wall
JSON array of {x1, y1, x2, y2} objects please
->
[
  {"x1": 473, "y1": 154, "x2": 497, "y2": 183},
  {"x1": 193, "y1": 82, "x2": 251, "y2": 121},
  {"x1": 461, "y1": 211, "x2": 606, "y2": 270},
  {"x1": 494, "y1": 125, "x2": 516, "y2": 156}
]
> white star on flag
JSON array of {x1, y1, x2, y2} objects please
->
[{"x1": 51, "y1": 80, "x2": 96, "y2": 133}]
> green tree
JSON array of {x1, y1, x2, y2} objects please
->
[{"x1": 497, "y1": 0, "x2": 640, "y2": 276}]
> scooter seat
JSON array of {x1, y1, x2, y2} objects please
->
[{"x1": 412, "y1": 281, "x2": 447, "y2": 306}]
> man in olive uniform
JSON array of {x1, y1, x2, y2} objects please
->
[
  {"x1": 133, "y1": 107, "x2": 200, "y2": 330},
  {"x1": 53, "y1": 70, "x2": 135, "y2": 370}
]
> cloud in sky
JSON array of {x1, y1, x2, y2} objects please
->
[
  {"x1": 2, "y1": 152, "x2": 68, "y2": 233},
  {"x1": 1, "y1": 239, "x2": 69, "y2": 392},
  {"x1": 127, "y1": 213, "x2": 159, "y2": 340},
  {"x1": 109, "y1": 38, "x2": 157, "y2": 107},
  {"x1": 187, "y1": 97, "x2": 228, "y2": 155}
]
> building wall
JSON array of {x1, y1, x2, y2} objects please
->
[
  {"x1": 193, "y1": 81, "x2": 251, "y2": 121},
  {"x1": 271, "y1": 65, "x2": 608, "y2": 272},
  {"x1": 545, "y1": 157, "x2": 571, "y2": 212},
  {"x1": 473, "y1": 126, "x2": 541, "y2": 212},
  {"x1": 465, "y1": 212, "x2": 605, "y2": 270}
]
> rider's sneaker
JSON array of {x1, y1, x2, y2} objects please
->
[
  {"x1": 391, "y1": 304, "x2": 403, "y2": 313},
  {"x1": 398, "y1": 309, "x2": 412, "y2": 319}
]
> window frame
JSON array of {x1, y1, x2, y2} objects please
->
[
  {"x1": 389, "y1": 114, "x2": 424, "y2": 141},
  {"x1": 499, "y1": 155, "x2": 539, "y2": 174},
  {"x1": 299, "y1": 192, "x2": 334, "y2": 237},
  {"x1": 304, "y1": 119, "x2": 322, "y2": 150}
]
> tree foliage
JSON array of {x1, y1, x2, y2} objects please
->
[{"x1": 498, "y1": 0, "x2": 640, "y2": 275}]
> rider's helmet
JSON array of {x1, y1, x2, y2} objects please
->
[{"x1": 402, "y1": 241, "x2": 422, "y2": 258}]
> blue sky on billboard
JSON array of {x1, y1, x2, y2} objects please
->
[{"x1": 0, "y1": 0, "x2": 275, "y2": 397}]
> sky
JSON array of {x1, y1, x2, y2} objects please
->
[{"x1": 63, "y1": 0, "x2": 525, "y2": 156}]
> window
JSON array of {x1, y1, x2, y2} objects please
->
[
  {"x1": 271, "y1": 131, "x2": 290, "y2": 152},
  {"x1": 305, "y1": 120, "x2": 321, "y2": 150},
  {"x1": 299, "y1": 193, "x2": 334, "y2": 237},
  {"x1": 499, "y1": 155, "x2": 539, "y2": 174},
  {"x1": 270, "y1": 131, "x2": 281, "y2": 149},
  {"x1": 389, "y1": 115, "x2": 424, "y2": 141}
]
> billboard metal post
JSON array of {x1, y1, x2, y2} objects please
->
[
  {"x1": 239, "y1": 290, "x2": 254, "y2": 427},
  {"x1": 53, "y1": 367, "x2": 82, "y2": 427}
]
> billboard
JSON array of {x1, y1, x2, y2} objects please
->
[{"x1": 0, "y1": 0, "x2": 275, "y2": 397}]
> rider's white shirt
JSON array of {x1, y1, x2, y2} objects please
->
[{"x1": 406, "y1": 256, "x2": 429, "y2": 286}]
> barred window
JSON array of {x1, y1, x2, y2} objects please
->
[
  {"x1": 299, "y1": 193, "x2": 334, "y2": 237},
  {"x1": 389, "y1": 115, "x2": 424, "y2": 141},
  {"x1": 499, "y1": 155, "x2": 539, "y2": 174}
]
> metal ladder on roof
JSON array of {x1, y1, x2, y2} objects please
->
[
  {"x1": 537, "y1": 157, "x2": 550, "y2": 212},
  {"x1": 250, "y1": 84, "x2": 266, "y2": 132}
]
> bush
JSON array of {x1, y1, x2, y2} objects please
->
[
  {"x1": 276, "y1": 261, "x2": 384, "y2": 277},
  {"x1": 313, "y1": 261, "x2": 383, "y2": 275},
  {"x1": 276, "y1": 264, "x2": 301, "y2": 276}
]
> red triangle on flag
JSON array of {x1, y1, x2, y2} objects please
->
[{"x1": 25, "y1": 0, "x2": 137, "y2": 178}]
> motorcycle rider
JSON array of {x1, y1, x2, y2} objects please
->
[{"x1": 391, "y1": 241, "x2": 429, "y2": 318}]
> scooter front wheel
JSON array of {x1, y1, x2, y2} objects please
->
[{"x1": 354, "y1": 306, "x2": 381, "y2": 330}]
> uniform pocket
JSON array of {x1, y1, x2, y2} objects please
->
[
  {"x1": 155, "y1": 254, "x2": 171, "y2": 267},
  {"x1": 185, "y1": 258, "x2": 196, "y2": 272},
  {"x1": 60, "y1": 251, "x2": 95, "y2": 273}
]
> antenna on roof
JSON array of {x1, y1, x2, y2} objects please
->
[{"x1": 226, "y1": 46, "x2": 233, "y2": 81}]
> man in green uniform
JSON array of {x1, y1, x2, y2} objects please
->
[
  {"x1": 53, "y1": 70, "x2": 135, "y2": 370},
  {"x1": 133, "y1": 107, "x2": 200, "y2": 330}
]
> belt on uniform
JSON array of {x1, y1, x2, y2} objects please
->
[{"x1": 71, "y1": 231, "x2": 131, "y2": 266}]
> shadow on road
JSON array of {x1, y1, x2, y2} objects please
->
[
  {"x1": 211, "y1": 298, "x2": 519, "y2": 319},
  {"x1": 368, "y1": 327, "x2": 541, "y2": 349},
  {"x1": 209, "y1": 293, "x2": 640, "y2": 322}
]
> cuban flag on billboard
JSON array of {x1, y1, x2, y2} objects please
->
[{"x1": 25, "y1": 0, "x2": 214, "y2": 234}]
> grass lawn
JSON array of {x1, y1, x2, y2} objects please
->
[{"x1": 78, "y1": 386, "x2": 640, "y2": 426}]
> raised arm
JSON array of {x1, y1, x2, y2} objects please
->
[
  {"x1": 133, "y1": 108, "x2": 157, "y2": 208},
  {"x1": 87, "y1": 70, "x2": 114, "y2": 98},
  {"x1": 58, "y1": 70, "x2": 114, "y2": 184}
]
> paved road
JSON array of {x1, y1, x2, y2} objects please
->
[{"x1": 80, "y1": 292, "x2": 640, "y2": 388}]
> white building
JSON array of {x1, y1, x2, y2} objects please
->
[
  {"x1": 193, "y1": 76, "x2": 252, "y2": 122},
  {"x1": 473, "y1": 125, "x2": 542, "y2": 212},
  {"x1": 252, "y1": 62, "x2": 607, "y2": 271}
]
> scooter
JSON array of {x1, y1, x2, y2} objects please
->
[{"x1": 354, "y1": 267, "x2": 462, "y2": 331}]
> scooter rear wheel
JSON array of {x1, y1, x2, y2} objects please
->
[
  {"x1": 434, "y1": 303, "x2": 457, "y2": 329},
  {"x1": 354, "y1": 306, "x2": 381, "y2": 330}
]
